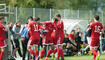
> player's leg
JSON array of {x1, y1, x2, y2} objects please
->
[
  {"x1": 34, "y1": 45, "x2": 39, "y2": 60},
  {"x1": 40, "y1": 45, "x2": 46, "y2": 59},
  {"x1": 0, "y1": 48, "x2": 5, "y2": 60},
  {"x1": 40, "y1": 36, "x2": 49, "y2": 60},
  {"x1": 57, "y1": 37, "x2": 64, "y2": 60},
  {"x1": 27, "y1": 40, "x2": 35, "y2": 56},
  {"x1": 46, "y1": 45, "x2": 54, "y2": 57},
  {"x1": 84, "y1": 37, "x2": 91, "y2": 50},
  {"x1": 46, "y1": 38, "x2": 54, "y2": 58},
  {"x1": 90, "y1": 47, "x2": 99, "y2": 60},
  {"x1": 56, "y1": 45, "x2": 64, "y2": 60}
]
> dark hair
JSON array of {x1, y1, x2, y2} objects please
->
[
  {"x1": 0, "y1": 16, "x2": 4, "y2": 20},
  {"x1": 34, "y1": 17, "x2": 40, "y2": 21},
  {"x1": 56, "y1": 14, "x2": 61, "y2": 18},
  {"x1": 94, "y1": 15, "x2": 99, "y2": 21},
  {"x1": 54, "y1": 18, "x2": 58, "y2": 22},
  {"x1": 71, "y1": 30, "x2": 75, "y2": 32},
  {"x1": 27, "y1": 16, "x2": 33, "y2": 21}
]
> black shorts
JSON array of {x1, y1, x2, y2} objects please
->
[{"x1": 11, "y1": 38, "x2": 20, "y2": 49}]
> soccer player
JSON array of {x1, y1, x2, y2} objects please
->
[
  {"x1": 87, "y1": 15, "x2": 104, "y2": 60},
  {"x1": 40, "y1": 21, "x2": 55, "y2": 60},
  {"x1": 27, "y1": 17, "x2": 42, "y2": 60},
  {"x1": 0, "y1": 16, "x2": 8, "y2": 60},
  {"x1": 53, "y1": 14, "x2": 64, "y2": 60}
]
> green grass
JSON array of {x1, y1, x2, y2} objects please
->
[{"x1": 64, "y1": 54, "x2": 105, "y2": 60}]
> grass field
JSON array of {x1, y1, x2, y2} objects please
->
[{"x1": 64, "y1": 54, "x2": 105, "y2": 60}]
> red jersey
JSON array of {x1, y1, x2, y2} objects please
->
[
  {"x1": 28, "y1": 22, "x2": 41, "y2": 40},
  {"x1": 54, "y1": 20, "x2": 64, "y2": 37},
  {"x1": 68, "y1": 33, "x2": 75, "y2": 40},
  {"x1": 0, "y1": 24, "x2": 6, "y2": 40},
  {"x1": 43, "y1": 21, "x2": 55, "y2": 35},
  {"x1": 89, "y1": 22, "x2": 103, "y2": 38}
]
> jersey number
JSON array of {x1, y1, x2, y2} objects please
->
[
  {"x1": 95, "y1": 26, "x2": 100, "y2": 32},
  {"x1": 34, "y1": 24, "x2": 38, "y2": 31}
]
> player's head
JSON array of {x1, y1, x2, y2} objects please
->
[
  {"x1": 8, "y1": 22, "x2": 13, "y2": 27},
  {"x1": 54, "y1": 18, "x2": 58, "y2": 24},
  {"x1": 16, "y1": 20, "x2": 21, "y2": 27},
  {"x1": 94, "y1": 15, "x2": 99, "y2": 21},
  {"x1": 27, "y1": 16, "x2": 33, "y2": 23},
  {"x1": 71, "y1": 30, "x2": 75, "y2": 34},
  {"x1": 34, "y1": 17, "x2": 40, "y2": 23},
  {"x1": 88, "y1": 19, "x2": 94, "y2": 24},
  {"x1": 0, "y1": 16, "x2": 4, "y2": 23},
  {"x1": 55, "y1": 14, "x2": 61, "y2": 21}
]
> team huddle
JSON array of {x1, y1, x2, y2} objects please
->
[
  {"x1": 0, "y1": 14, "x2": 104, "y2": 60},
  {"x1": 27, "y1": 14, "x2": 64, "y2": 60}
]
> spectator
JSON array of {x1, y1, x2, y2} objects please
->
[
  {"x1": 102, "y1": 24, "x2": 105, "y2": 52},
  {"x1": 75, "y1": 28, "x2": 82, "y2": 52},
  {"x1": 21, "y1": 23, "x2": 29, "y2": 60},
  {"x1": 84, "y1": 19, "x2": 94, "y2": 51},
  {"x1": 65, "y1": 30, "x2": 77, "y2": 56},
  {"x1": 68, "y1": 30, "x2": 76, "y2": 46},
  {"x1": 12, "y1": 20, "x2": 23, "y2": 57},
  {"x1": 63, "y1": 30, "x2": 69, "y2": 44},
  {"x1": 8, "y1": 22, "x2": 16, "y2": 58}
]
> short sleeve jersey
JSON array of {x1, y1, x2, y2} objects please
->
[
  {"x1": 54, "y1": 20, "x2": 64, "y2": 37},
  {"x1": 0, "y1": 24, "x2": 6, "y2": 40},
  {"x1": 68, "y1": 33, "x2": 75, "y2": 40},
  {"x1": 89, "y1": 22, "x2": 103, "y2": 38},
  {"x1": 28, "y1": 22, "x2": 41, "y2": 38},
  {"x1": 43, "y1": 21, "x2": 55, "y2": 35}
]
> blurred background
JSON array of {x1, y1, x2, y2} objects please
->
[{"x1": 0, "y1": 0, "x2": 105, "y2": 24}]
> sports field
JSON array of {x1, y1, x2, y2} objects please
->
[{"x1": 64, "y1": 54, "x2": 105, "y2": 60}]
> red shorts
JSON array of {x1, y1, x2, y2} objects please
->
[
  {"x1": 0, "y1": 40, "x2": 7, "y2": 48},
  {"x1": 42, "y1": 36, "x2": 53, "y2": 45},
  {"x1": 90, "y1": 38, "x2": 100, "y2": 47},
  {"x1": 28, "y1": 37, "x2": 40, "y2": 46},
  {"x1": 54, "y1": 36, "x2": 64, "y2": 45}
]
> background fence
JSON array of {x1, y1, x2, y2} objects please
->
[{"x1": 7, "y1": 8, "x2": 104, "y2": 24}]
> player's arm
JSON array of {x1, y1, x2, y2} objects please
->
[
  {"x1": 69, "y1": 37, "x2": 76, "y2": 46},
  {"x1": 0, "y1": 24, "x2": 8, "y2": 31},
  {"x1": 27, "y1": 23, "x2": 31, "y2": 38},
  {"x1": 86, "y1": 24, "x2": 93, "y2": 33},
  {"x1": 86, "y1": 28, "x2": 91, "y2": 32}
]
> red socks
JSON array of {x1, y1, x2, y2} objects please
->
[
  {"x1": 28, "y1": 49, "x2": 35, "y2": 55},
  {"x1": 46, "y1": 49, "x2": 53, "y2": 57},
  {"x1": 0, "y1": 51, "x2": 4, "y2": 60},
  {"x1": 60, "y1": 49, "x2": 64, "y2": 59},
  {"x1": 93, "y1": 54, "x2": 96, "y2": 60},
  {"x1": 91, "y1": 49, "x2": 98, "y2": 56},
  {"x1": 57, "y1": 49, "x2": 64, "y2": 59},
  {"x1": 40, "y1": 49, "x2": 45, "y2": 59},
  {"x1": 54, "y1": 48, "x2": 57, "y2": 54},
  {"x1": 28, "y1": 49, "x2": 39, "y2": 59},
  {"x1": 57, "y1": 49, "x2": 60, "y2": 59},
  {"x1": 35, "y1": 50, "x2": 39, "y2": 58}
]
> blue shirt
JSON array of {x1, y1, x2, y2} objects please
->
[{"x1": 21, "y1": 27, "x2": 28, "y2": 39}]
